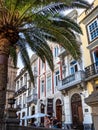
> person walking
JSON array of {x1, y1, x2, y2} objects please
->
[
  {"x1": 44, "y1": 116, "x2": 50, "y2": 128},
  {"x1": 53, "y1": 116, "x2": 61, "y2": 128}
]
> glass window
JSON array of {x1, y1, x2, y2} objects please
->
[
  {"x1": 47, "y1": 75, "x2": 51, "y2": 91},
  {"x1": 19, "y1": 96, "x2": 22, "y2": 107},
  {"x1": 24, "y1": 73, "x2": 27, "y2": 85},
  {"x1": 20, "y1": 77, "x2": 23, "y2": 87},
  {"x1": 55, "y1": 71, "x2": 60, "y2": 86},
  {"x1": 41, "y1": 80, "x2": 44, "y2": 93},
  {"x1": 70, "y1": 60, "x2": 78, "y2": 75},
  {"x1": 42, "y1": 61, "x2": 44, "y2": 69},
  {"x1": 28, "y1": 87, "x2": 31, "y2": 96},
  {"x1": 54, "y1": 46, "x2": 59, "y2": 57},
  {"x1": 88, "y1": 19, "x2": 98, "y2": 42},
  {"x1": 23, "y1": 93, "x2": 26, "y2": 106},
  {"x1": 93, "y1": 51, "x2": 98, "y2": 70},
  {"x1": 17, "y1": 81, "x2": 19, "y2": 90}
]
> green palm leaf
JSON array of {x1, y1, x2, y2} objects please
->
[{"x1": 0, "y1": 0, "x2": 91, "y2": 83}]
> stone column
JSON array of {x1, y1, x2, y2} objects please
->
[
  {"x1": 85, "y1": 90, "x2": 98, "y2": 130},
  {"x1": 4, "y1": 108, "x2": 20, "y2": 130},
  {"x1": 4, "y1": 98, "x2": 20, "y2": 130}
]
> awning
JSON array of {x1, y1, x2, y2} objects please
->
[{"x1": 21, "y1": 113, "x2": 50, "y2": 120}]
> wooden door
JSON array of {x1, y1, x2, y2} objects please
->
[
  {"x1": 71, "y1": 93, "x2": 83, "y2": 129},
  {"x1": 56, "y1": 99, "x2": 62, "y2": 128}
]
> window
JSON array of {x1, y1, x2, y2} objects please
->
[
  {"x1": 28, "y1": 87, "x2": 31, "y2": 95},
  {"x1": 92, "y1": 50, "x2": 98, "y2": 72},
  {"x1": 42, "y1": 61, "x2": 44, "y2": 69},
  {"x1": 41, "y1": 80, "x2": 44, "y2": 93},
  {"x1": 19, "y1": 96, "x2": 22, "y2": 107},
  {"x1": 54, "y1": 46, "x2": 59, "y2": 57},
  {"x1": 17, "y1": 81, "x2": 19, "y2": 90},
  {"x1": 93, "y1": 51, "x2": 98, "y2": 63},
  {"x1": 16, "y1": 98, "x2": 18, "y2": 106},
  {"x1": 70, "y1": 60, "x2": 78, "y2": 75},
  {"x1": 47, "y1": 75, "x2": 51, "y2": 91},
  {"x1": 55, "y1": 71, "x2": 60, "y2": 86},
  {"x1": 23, "y1": 93, "x2": 26, "y2": 107},
  {"x1": 88, "y1": 19, "x2": 98, "y2": 42},
  {"x1": 24, "y1": 73, "x2": 27, "y2": 85},
  {"x1": 20, "y1": 77, "x2": 23, "y2": 87}
]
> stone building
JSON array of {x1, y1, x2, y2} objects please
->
[
  {"x1": 14, "y1": 9, "x2": 94, "y2": 130},
  {"x1": 14, "y1": 54, "x2": 38, "y2": 126},
  {"x1": 6, "y1": 56, "x2": 18, "y2": 109}
]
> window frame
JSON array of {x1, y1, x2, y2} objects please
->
[
  {"x1": 70, "y1": 60, "x2": 78, "y2": 75},
  {"x1": 54, "y1": 70, "x2": 60, "y2": 87},
  {"x1": 87, "y1": 18, "x2": 98, "y2": 42},
  {"x1": 47, "y1": 75, "x2": 51, "y2": 91}
]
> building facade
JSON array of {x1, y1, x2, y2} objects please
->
[
  {"x1": 14, "y1": 54, "x2": 38, "y2": 126},
  {"x1": 14, "y1": 9, "x2": 95, "y2": 130},
  {"x1": 78, "y1": 0, "x2": 98, "y2": 130},
  {"x1": 57, "y1": 10, "x2": 93, "y2": 130}
]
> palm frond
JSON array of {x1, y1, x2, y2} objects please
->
[
  {"x1": 18, "y1": 39, "x2": 34, "y2": 83},
  {"x1": 24, "y1": 31, "x2": 54, "y2": 71},
  {"x1": 33, "y1": 21, "x2": 81, "y2": 60},
  {"x1": 36, "y1": 0, "x2": 90, "y2": 15},
  {"x1": 49, "y1": 15, "x2": 82, "y2": 34}
]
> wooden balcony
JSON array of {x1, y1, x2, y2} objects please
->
[{"x1": 58, "y1": 71, "x2": 85, "y2": 91}]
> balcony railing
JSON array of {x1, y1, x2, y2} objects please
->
[
  {"x1": 15, "y1": 85, "x2": 27, "y2": 96},
  {"x1": 26, "y1": 94, "x2": 37, "y2": 104},
  {"x1": 85, "y1": 62, "x2": 98, "y2": 79},
  {"x1": 58, "y1": 71, "x2": 85, "y2": 91}
]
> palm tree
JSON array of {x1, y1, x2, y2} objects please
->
[{"x1": 0, "y1": 0, "x2": 90, "y2": 128}]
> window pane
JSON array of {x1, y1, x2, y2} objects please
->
[
  {"x1": 47, "y1": 76, "x2": 51, "y2": 90},
  {"x1": 88, "y1": 19, "x2": 98, "y2": 41}
]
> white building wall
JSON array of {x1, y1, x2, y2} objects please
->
[
  {"x1": 64, "y1": 95, "x2": 72, "y2": 124},
  {"x1": 63, "y1": 87, "x2": 93, "y2": 127}
]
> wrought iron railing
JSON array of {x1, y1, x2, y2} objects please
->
[
  {"x1": 26, "y1": 94, "x2": 37, "y2": 104},
  {"x1": 15, "y1": 85, "x2": 27, "y2": 96},
  {"x1": 85, "y1": 62, "x2": 98, "y2": 78},
  {"x1": 58, "y1": 71, "x2": 85, "y2": 90}
]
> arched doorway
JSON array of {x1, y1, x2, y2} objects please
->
[
  {"x1": 56, "y1": 99, "x2": 62, "y2": 128},
  {"x1": 71, "y1": 93, "x2": 83, "y2": 130}
]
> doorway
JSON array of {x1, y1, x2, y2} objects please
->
[
  {"x1": 71, "y1": 93, "x2": 83, "y2": 130},
  {"x1": 56, "y1": 99, "x2": 62, "y2": 128},
  {"x1": 40, "y1": 104, "x2": 45, "y2": 126}
]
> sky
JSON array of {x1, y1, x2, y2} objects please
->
[{"x1": 17, "y1": 0, "x2": 94, "y2": 74}]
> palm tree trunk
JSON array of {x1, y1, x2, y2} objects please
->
[
  {"x1": 0, "y1": 54, "x2": 8, "y2": 130},
  {"x1": 0, "y1": 38, "x2": 10, "y2": 130}
]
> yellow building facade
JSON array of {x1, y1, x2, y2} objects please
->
[{"x1": 78, "y1": 0, "x2": 98, "y2": 130}]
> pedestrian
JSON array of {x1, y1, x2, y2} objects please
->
[
  {"x1": 53, "y1": 116, "x2": 61, "y2": 128},
  {"x1": 49, "y1": 117, "x2": 53, "y2": 128},
  {"x1": 44, "y1": 115, "x2": 50, "y2": 128}
]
